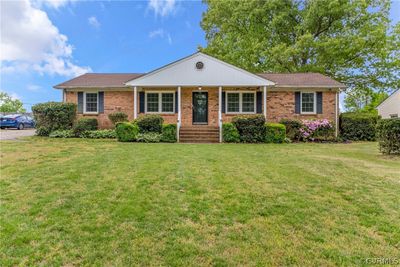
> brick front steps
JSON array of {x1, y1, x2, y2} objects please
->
[{"x1": 179, "y1": 126, "x2": 220, "y2": 143}]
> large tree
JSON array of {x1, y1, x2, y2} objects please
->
[
  {"x1": 201, "y1": 0, "x2": 399, "y2": 97},
  {"x1": 0, "y1": 92, "x2": 26, "y2": 113}
]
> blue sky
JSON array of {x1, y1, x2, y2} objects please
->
[{"x1": 1, "y1": 0, "x2": 399, "y2": 111}]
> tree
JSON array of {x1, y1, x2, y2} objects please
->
[
  {"x1": 0, "y1": 92, "x2": 26, "y2": 113},
  {"x1": 344, "y1": 88, "x2": 388, "y2": 113},
  {"x1": 201, "y1": 0, "x2": 400, "y2": 95}
]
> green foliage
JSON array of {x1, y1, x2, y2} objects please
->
[
  {"x1": 137, "y1": 132, "x2": 162, "y2": 143},
  {"x1": 376, "y1": 118, "x2": 400, "y2": 155},
  {"x1": 80, "y1": 130, "x2": 116, "y2": 139},
  {"x1": 232, "y1": 115, "x2": 266, "y2": 143},
  {"x1": 49, "y1": 130, "x2": 74, "y2": 138},
  {"x1": 32, "y1": 102, "x2": 76, "y2": 136},
  {"x1": 279, "y1": 119, "x2": 302, "y2": 141},
  {"x1": 108, "y1": 112, "x2": 128, "y2": 125},
  {"x1": 161, "y1": 124, "x2": 177, "y2": 143},
  {"x1": 222, "y1": 123, "x2": 240, "y2": 143},
  {"x1": 115, "y1": 122, "x2": 139, "y2": 142},
  {"x1": 0, "y1": 92, "x2": 26, "y2": 113},
  {"x1": 340, "y1": 112, "x2": 379, "y2": 141},
  {"x1": 73, "y1": 118, "x2": 98, "y2": 137},
  {"x1": 265, "y1": 123, "x2": 286, "y2": 143},
  {"x1": 344, "y1": 88, "x2": 388, "y2": 113},
  {"x1": 136, "y1": 114, "x2": 164, "y2": 133}
]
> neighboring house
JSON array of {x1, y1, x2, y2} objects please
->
[
  {"x1": 54, "y1": 52, "x2": 345, "y2": 142},
  {"x1": 377, "y1": 89, "x2": 400, "y2": 119}
]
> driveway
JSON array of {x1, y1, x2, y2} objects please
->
[{"x1": 0, "y1": 129, "x2": 36, "y2": 140}]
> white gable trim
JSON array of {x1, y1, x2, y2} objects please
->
[
  {"x1": 126, "y1": 52, "x2": 274, "y2": 87},
  {"x1": 376, "y1": 89, "x2": 399, "y2": 108}
]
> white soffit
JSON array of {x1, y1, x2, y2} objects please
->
[{"x1": 126, "y1": 52, "x2": 274, "y2": 87}]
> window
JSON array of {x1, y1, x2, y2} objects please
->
[
  {"x1": 389, "y1": 114, "x2": 398, "y2": 118},
  {"x1": 301, "y1": 92, "x2": 316, "y2": 114},
  {"x1": 84, "y1": 92, "x2": 98, "y2": 113},
  {"x1": 146, "y1": 92, "x2": 175, "y2": 113},
  {"x1": 226, "y1": 92, "x2": 255, "y2": 114}
]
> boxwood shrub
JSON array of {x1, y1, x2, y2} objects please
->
[
  {"x1": 161, "y1": 124, "x2": 177, "y2": 143},
  {"x1": 232, "y1": 115, "x2": 266, "y2": 143},
  {"x1": 376, "y1": 118, "x2": 400, "y2": 155},
  {"x1": 222, "y1": 123, "x2": 240, "y2": 143},
  {"x1": 80, "y1": 129, "x2": 116, "y2": 139},
  {"x1": 340, "y1": 112, "x2": 379, "y2": 141},
  {"x1": 108, "y1": 112, "x2": 128, "y2": 125},
  {"x1": 115, "y1": 122, "x2": 139, "y2": 142},
  {"x1": 49, "y1": 130, "x2": 74, "y2": 138},
  {"x1": 73, "y1": 118, "x2": 98, "y2": 137},
  {"x1": 137, "y1": 132, "x2": 161, "y2": 143},
  {"x1": 265, "y1": 123, "x2": 286, "y2": 143},
  {"x1": 32, "y1": 102, "x2": 76, "y2": 136},
  {"x1": 136, "y1": 114, "x2": 164, "y2": 133},
  {"x1": 280, "y1": 119, "x2": 302, "y2": 141}
]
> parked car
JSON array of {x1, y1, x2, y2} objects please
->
[{"x1": 0, "y1": 114, "x2": 35, "y2": 130}]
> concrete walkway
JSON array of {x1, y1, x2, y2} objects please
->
[{"x1": 0, "y1": 129, "x2": 36, "y2": 140}]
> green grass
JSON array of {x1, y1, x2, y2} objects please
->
[{"x1": 1, "y1": 138, "x2": 399, "y2": 266}]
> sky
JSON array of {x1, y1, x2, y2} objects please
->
[{"x1": 0, "y1": 0, "x2": 399, "y2": 111}]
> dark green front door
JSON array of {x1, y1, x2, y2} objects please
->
[{"x1": 192, "y1": 92, "x2": 208, "y2": 124}]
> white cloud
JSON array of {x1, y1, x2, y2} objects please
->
[
  {"x1": 32, "y1": 0, "x2": 74, "y2": 9},
  {"x1": 148, "y1": 0, "x2": 177, "y2": 17},
  {"x1": 166, "y1": 33, "x2": 172, "y2": 45},
  {"x1": 27, "y1": 85, "x2": 42, "y2": 92},
  {"x1": 0, "y1": 0, "x2": 91, "y2": 77},
  {"x1": 88, "y1": 16, "x2": 100, "y2": 28},
  {"x1": 148, "y1": 28, "x2": 172, "y2": 45}
]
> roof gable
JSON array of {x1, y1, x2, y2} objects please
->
[
  {"x1": 126, "y1": 52, "x2": 274, "y2": 87},
  {"x1": 376, "y1": 89, "x2": 400, "y2": 108}
]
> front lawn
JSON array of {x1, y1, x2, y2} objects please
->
[{"x1": 1, "y1": 138, "x2": 399, "y2": 266}]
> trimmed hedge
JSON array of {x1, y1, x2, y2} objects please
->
[
  {"x1": 265, "y1": 123, "x2": 286, "y2": 143},
  {"x1": 232, "y1": 115, "x2": 266, "y2": 143},
  {"x1": 280, "y1": 119, "x2": 302, "y2": 141},
  {"x1": 80, "y1": 129, "x2": 116, "y2": 139},
  {"x1": 222, "y1": 123, "x2": 240, "y2": 143},
  {"x1": 136, "y1": 114, "x2": 164, "y2": 133},
  {"x1": 340, "y1": 112, "x2": 379, "y2": 141},
  {"x1": 32, "y1": 102, "x2": 76, "y2": 136},
  {"x1": 73, "y1": 118, "x2": 98, "y2": 137},
  {"x1": 376, "y1": 118, "x2": 400, "y2": 155},
  {"x1": 115, "y1": 122, "x2": 139, "y2": 142},
  {"x1": 108, "y1": 112, "x2": 128, "y2": 125},
  {"x1": 161, "y1": 124, "x2": 177, "y2": 143},
  {"x1": 137, "y1": 133, "x2": 161, "y2": 143}
]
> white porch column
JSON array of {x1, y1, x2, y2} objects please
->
[
  {"x1": 133, "y1": 86, "x2": 138, "y2": 119},
  {"x1": 335, "y1": 90, "x2": 339, "y2": 137},
  {"x1": 218, "y1": 86, "x2": 222, "y2": 143},
  {"x1": 177, "y1": 86, "x2": 181, "y2": 142},
  {"x1": 263, "y1": 86, "x2": 267, "y2": 120}
]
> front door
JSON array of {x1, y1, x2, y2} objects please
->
[{"x1": 192, "y1": 92, "x2": 208, "y2": 124}]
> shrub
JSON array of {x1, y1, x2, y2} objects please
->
[
  {"x1": 280, "y1": 119, "x2": 302, "y2": 141},
  {"x1": 137, "y1": 132, "x2": 161, "y2": 143},
  {"x1": 136, "y1": 114, "x2": 164, "y2": 133},
  {"x1": 73, "y1": 118, "x2": 98, "y2": 137},
  {"x1": 161, "y1": 124, "x2": 177, "y2": 143},
  {"x1": 300, "y1": 119, "x2": 335, "y2": 141},
  {"x1": 108, "y1": 112, "x2": 128, "y2": 125},
  {"x1": 376, "y1": 118, "x2": 400, "y2": 155},
  {"x1": 222, "y1": 123, "x2": 240, "y2": 143},
  {"x1": 232, "y1": 115, "x2": 266, "y2": 143},
  {"x1": 49, "y1": 130, "x2": 74, "y2": 138},
  {"x1": 340, "y1": 112, "x2": 379, "y2": 141},
  {"x1": 80, "y1": 129, "x2": 116, "y2": 139},
  {"x1": 115, "y1": 122, "x2": 139, "y2": 142},
  {"x1": 265, "y1": 123, "x2": 286, "y2": 143},
  {"x1": 32, "y1": 102, "x2": 76, "y2": 136}
]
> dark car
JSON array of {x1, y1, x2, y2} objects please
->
[{"x1": 0, "y1": 114, "x2": 35, "y2": 130}]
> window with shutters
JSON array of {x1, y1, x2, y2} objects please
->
[
  {"x1": 145, "y1": 92, "x2": 175, "y2": 113},
  {"x1": 301, "y1": 92, "x2": 316, "y2": 114},
  {"x1": 226, "y1": 91, "x2": 255, "y2": 114},
  {"x1": 84, "y1": 92, "x2": 98, "y2": 113}
]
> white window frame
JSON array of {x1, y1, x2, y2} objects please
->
[
  {"x1": 225, "y1": 91, "x2": 256, "y2": 114},
  {"x1": 145, "y1": 91, "x2": 175, "y2": 114},
  {"x1": 300, "y1": 91, "x2": 317, "y2": 114},
  {"x1": 83, "y1": 91, "x2": 99, "y2": 114}
]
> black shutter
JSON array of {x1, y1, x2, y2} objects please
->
[
  {"x1": 221, "y1": 92, "x2": 226, "y2": 113},
  {"x1": 295, "y1": 92, "x2": 301, "y2": 114},
  {"x1": 98, "y1": 92, "x2": 104, "y2": 113},
  {"x1": 317, "y1": 92, "x2": 323, "y2": 114},
  {"x1": 139, "y1": 92, "x2": 145, "y2": 113},
  {"x1": 77, "y1": 92, "x2": 83, "y2": 114},
  {"x1": 256, "y1": 91, "x2": 262, "y2": 114},
  {"x1": 175, "y1": 92, "x2": 178, "y2": 113}
]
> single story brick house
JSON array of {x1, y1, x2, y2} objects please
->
[{"x1": 54, "y1": 52, "x2": 345, "y2": 142}]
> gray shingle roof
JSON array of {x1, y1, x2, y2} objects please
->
[
  {"x1": 258, "y1": 73, "x2": 345, "y2": 88},
  {"x1": 54, "y1": 73, "x2": 144, "y2": 88}
]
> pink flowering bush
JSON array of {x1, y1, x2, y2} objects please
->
[{"x1": 299, "y1": 119, "x2": 335, "y2": 141}]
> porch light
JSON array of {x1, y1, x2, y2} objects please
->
[{"x1": 198, "y1": 86, "x2": 202, "y2": 90}]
